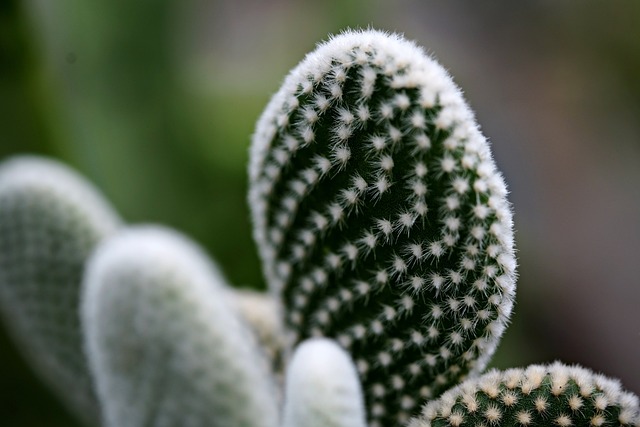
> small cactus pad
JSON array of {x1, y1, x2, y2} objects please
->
[
  {"x1": 82, "y1": 226, "x2": 279, "y2": 427},
  {"x1": 409, "y1": 362, "x2": 640, "y2": 427},
  {"x1": 250, "y1": 29, "x2": 516, "y2": 425},
  {"x1": 283, "y1": 338, "x2": 367, "y2": 427},
  {"x1": 0, "y1": 155, "x2": 121, "y2": 425}
]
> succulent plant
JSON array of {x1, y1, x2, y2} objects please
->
[
  {"x1": 82, "y1": 226, "x2": 280, "y2": 427},
  {"x1": 0, "y1": 156, "x2": 283, "y2": 427},
  {"x1": 0, "y1": 155, "x2": 121, "y2": 426},
  {"x1": 228, "y1": 288, "x2": 286, "y2": 376},
  {"x1": 1, "y1": 27, "x2": 637, "y2": 427},
  {"x1": 250, "y1": 29, "x2": 517, "y2": 425},
  {"x1": 409, "y1": 362, "x2": 640, "y2": 427},
  {"x1": 283, "y1": 338, "x2": 367, "y2": 427}
]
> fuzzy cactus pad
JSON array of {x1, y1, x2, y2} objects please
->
[
  {"x1": 0, "y1": 156, "x2": 121, "y2": 426},
  {"x1": 82, "y1": 227, "x2": 280, "y2": 427}
]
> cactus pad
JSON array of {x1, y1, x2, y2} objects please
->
[
  {"x1": 82, "y1": 226, "x2": 279, "y2": 427},
  {"x1": 0, "y1": 155, "x2": 121, "y2": 425},
  {"x1": 410, "y1": 362, "x2": 640, "y2": 427},
  {"x1": 283, "y1": 338, "x2": 367, "y2": 427},
  {"x1": 250, "y1": 29, "x2": 516, "y2": 426}
]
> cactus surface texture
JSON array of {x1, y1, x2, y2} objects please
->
[
  {"x1": 283, "y1": 338, "x2": 367, "y2": 427},
  {"x1": 0, "y1": 155, "x2": 121, "y2": 426},
  {"x1": 228, "y1": 288, "x2": 286, "y2": 376},
  {"x1": 82, "y1": 226, "x2": 280, "y2": 427},
  {"x1": 250, "y1": 29, "x2": 516, "y2": 425},
  {"x1": 409, "y1": 362, "x2": 640, "y2": 427}
]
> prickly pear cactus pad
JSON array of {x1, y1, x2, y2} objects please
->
[
  {"x1": 283, "y1": 338, "x2": 367, "y2": 427},
  {"x1": 249, "y1": 30, "x2": 516, "y2": 426},
  {"x1": 0, "y1": 155, "x2": 121, "y2": 426},
  {"x1": 82, "y1": 226, "x2": 279, "y2": 427},
  {"x1": 409, "y1": 362, "x2": 640, "y2": 427}
]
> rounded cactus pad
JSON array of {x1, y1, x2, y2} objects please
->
[
  {"x1": 0, "y1": 155, "x2": 121, "y2": 425},
  {"x1": 250, "y1": 29, "x2": 516, "y2": 425},
  {"x1": 82, "y1": 226, "x2": 279, "y2": 427},
  {"x1": 410, "y1": 362, "x2": 640, "y2": 427},
  {"x1": 283, "y1": 338, "x2": 367, "y2": 427}
]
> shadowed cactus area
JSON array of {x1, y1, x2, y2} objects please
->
[
  {"x1": 409, "y1": 362, "x2": 640, "y2": 427},
  {"x1": 0, "y1": 156, "x2": 122, "y2": 426},
  {"x1": 228, "y1": 288, "x2": 286, "y2": 376},
  {"x1": 250, "y1": 29, "x2": 517, "y2": 425}
]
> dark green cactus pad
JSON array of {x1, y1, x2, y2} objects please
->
[
  {"x1": 250, "y1": 30, "x2": 516, "y2": 426},
  {"x1": 0, "y1": 156, "x2": 121, "y2": 426},
  {"x1": 410, "y1": 362, "x2": 640, "y2": 427}
]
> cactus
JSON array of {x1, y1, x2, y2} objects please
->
[
  {"x1": 249, "y1": 29, "x2": 516, "y2": 425},
  {"x1": 1, "y1": 27, "x2": 637, "y2": 427},
  {"x1": 283, "y1": 337, "x2": 367, "y2": 427},
  {"x1": 0, "y1": 155, "x2": 121, "y2": 426},
  {"x1": 228, "y1": 288, "x2": 287, "y2": 377},
  {"x1": 409, "y1": 362, "x2": 640, "y2": 427},
  {"x1": 0, "y1": 155, "x2": 282, "y2": 427},
  {"x1": 81, "y1": 226, "x2": 280, "y2": 427}
]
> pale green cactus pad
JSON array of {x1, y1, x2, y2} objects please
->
[
  {"x1": 283, "y1": 338, "x2": 367, "y2": 427},
  {"x1": 250, "y1": 29, "x2": 516, "y2": 426},
  {"x1": 82, "y1": 226, "x2": 280, "y2": 427},
  {"x1": 0, "y1": 155, "x2": 121, "y2": 426},
  {"x1": 410, "y1": 362, "x2": 640, "y2": 427}
]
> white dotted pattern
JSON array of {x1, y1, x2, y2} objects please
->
[
  {"x1": 412, "y1": 362, "x2": 640, "y2": 427},
  {"x1": 250, "y1": 30, "x2": 516, "y2": 425}
]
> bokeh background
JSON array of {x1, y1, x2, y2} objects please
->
[{"x1": 1, "y1": 1, "x2": 639, "y2": 426}]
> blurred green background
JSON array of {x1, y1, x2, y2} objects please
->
[{"x1": 1, "y1": 1, "x2": 639, "y2": 426}]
